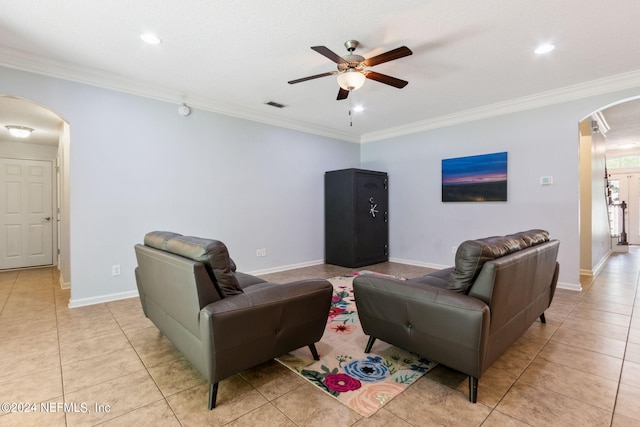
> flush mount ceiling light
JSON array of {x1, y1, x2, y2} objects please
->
[
  {"x1": 336, "y1": 69, "x2": 366, "y2": 91},
  {"x1": 5, "y1": 125, "x2": 34, "y2": 138},
  {"x1": 140, "y1": 32, "x2": 162, "y2": 45},
  {"x1": 534, "y1": 43, "x2": 555, "y2": 54}
]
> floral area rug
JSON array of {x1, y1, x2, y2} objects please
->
[{"x1": 275, "y1": 272, "x2": 437, "y2": 417}]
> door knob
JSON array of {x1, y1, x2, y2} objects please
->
[{"x1": 43, "y1": 217, "x2": 51, "y2": 221}]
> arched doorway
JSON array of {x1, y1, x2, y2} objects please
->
[
  {"x1": 579, "y1": 96, "x2": 640, "y2": 275},
  {"x1": 0, "y1": 95, "x2": 71, "y2": 288}
]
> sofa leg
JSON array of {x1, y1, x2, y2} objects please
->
[
  {"x1": 309, "y1": 344, "x2": 320, "y2": 361},
  {"x1": 469, "y1": 377, "x2": 478, "y2": 403},
  {"x1": 364, "y1": 336, "x2": 376, "y2": 353},
  {"x1": 208, "y1": 383, "x2": 219, "y2": 410},
  {"x1": 539, "y1": 313, "x2": 546, "y2": 324}
]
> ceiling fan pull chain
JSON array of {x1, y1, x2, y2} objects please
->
[{"x1": 349, "y1": 97, "x2": 353, "y2": 127}]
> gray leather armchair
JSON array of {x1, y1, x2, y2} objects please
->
[{"x1": 134, "y1": 231, "x2": 333, "y2": 409}]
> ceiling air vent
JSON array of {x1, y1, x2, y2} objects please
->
[{"x1": 265, "y1": 101, "x2": 287, "y2": 109}]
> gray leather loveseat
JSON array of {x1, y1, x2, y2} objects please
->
[
  {"x1": 353, "y1": 229, "x2": 559, "y2": 403},
  {"x1": 134, "y1": 231, "x2": 333, "y2": 409}
]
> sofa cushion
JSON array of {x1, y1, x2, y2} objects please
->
[
  {"x1": 235, "y1": 272, "x2": 267, "y2": 290},
  {"x1": 445, "y1": 231, "x2": 547, "y2": 294},
  {"x1": 144, "y1": 231, "x2": 183, "y2": 250},
  {"x1": 507, "y1": 229, "x2": 549, "y2": 247},
  {"x1": 410, "y1": 267, "x2": 453, "y2": 289},
  {"x1": 445, "y1": 241, "x2": 493, "y2": 293},
  {"x1": 165, "y1": 236, "x2": 243, "y2": 297}
]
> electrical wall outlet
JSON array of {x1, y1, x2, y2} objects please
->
[
  {"x1": 452, "y1": 246, "x2": 458, "y2": 255},
  {"x1": 112, "y1": 264, "x2": 121, "y2": 276},
  {"x1": 256, "y1": 248, "x2": 267, "y2": 257}
]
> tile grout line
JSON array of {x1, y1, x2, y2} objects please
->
[
  {"x1": 487, "y1": 260, "x2": 633, "y2": 422},
  {"x1": 610, "y1": 259, "x2": 640, "y2": 425},
  {"x1": 0, "y1": 272, "x2": 18, "y2": 317},
  {"x1": 50, "y1": 268, "x2": 70, "y2": 427},
  {"x1": 104, "y1": 301, "x2": 180, "y2": 425}
]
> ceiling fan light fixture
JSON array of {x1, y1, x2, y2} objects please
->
[
  {"x1": 5, "y1": 125, "x2": 34, "y2": 138},
  {"x1": 337, "y1": 70, "x2": 366, "y2": 91}
]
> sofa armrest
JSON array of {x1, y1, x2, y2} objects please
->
[
  {"x1": 199, "y1": 279, "x2": 332, "y2": 382},
  {"x1": 353, "y1": 274, "x2": 490, "y2": 377}
]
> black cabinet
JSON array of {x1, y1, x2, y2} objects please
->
[{"x1": 325, "y1": 168, "x2": 388, "y2": 268}]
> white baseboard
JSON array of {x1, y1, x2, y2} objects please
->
[
  {"x1": 246, "y1": 259, "x2": 325, "y2": 276},
  {"x1": 65, "y1": 256, "x2": 585, "y2": 308},
  {"x1": 556, "y1": 281, "x2": 582, "y2": 292},
  {"x1": 68, "y1": 290, "x2": 139, "y2": 309},
  {"x1": 66, "y1": 260, "x2": 325, "y2": 309},
  {"x1": 593, "y1": 251, "x2": 611, "y2": 276},
  {"x1": 59, "y1": 275, "x2": 70, "y2": 289},
  {"x1": 579, "y1": 250, "x2": 612, "y2": 277},
  {"x1": 388, "y1": 257, "x2": 451, "y2": 271}
]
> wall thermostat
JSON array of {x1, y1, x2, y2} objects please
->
[{"x1": 539, "y1": 176, "x2": 553, "y2": 186}]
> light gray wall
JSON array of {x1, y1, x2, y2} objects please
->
[
  {"x1": 0, "y1": 66, "x2": 360, "y2": 305},
  {"x1": 3, "y1": 64, "x2": 640, "y2": 301},
  {"x1": 0, "y1": 139, "x2": 58, "y2": 159},
  {"x1": 361, "y1": 90, "x2": 640, "y2": 288}
]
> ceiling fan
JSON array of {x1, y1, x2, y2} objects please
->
[{"x1": 288, "y1": 40, "x2": 413, "y2": 100}]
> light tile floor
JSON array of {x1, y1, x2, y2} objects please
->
[{"x1": 0, "y1": 248, "x2": 639, "y2": 426}]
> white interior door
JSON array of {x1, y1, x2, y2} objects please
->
[
  {"x1": 610, "y1": 173, "x2": 640, "y2": 245},
  {"x1": 0, "y1": 158, "x2": 53, "y2": 269},
  {"x1": 628, "y1": 174, "x2": 640, "y2": 245}
]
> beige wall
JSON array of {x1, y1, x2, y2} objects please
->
[{"x1": 579, "y1": 118, "x2": 611, "y2": 275}]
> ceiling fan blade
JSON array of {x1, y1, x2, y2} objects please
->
[
  {"x1": 364, "y1": 46, "x2": 413, "y2": 67},
  {"x1": 337, "y1": 88, "x2": 349, "y2": 100},
  {"x1": 288, "y1": 71, "x2": 336, "y2": 84},
  {"x1": 311, "y1": 46, "x2": 348, "y2": 64},
  {"x1": 365, "y1": 71, "x2": 409, "y2": 88}
]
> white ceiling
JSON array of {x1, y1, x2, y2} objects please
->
[{"x1": 1, "y1": 0, "x2": 640, "y2": 147}]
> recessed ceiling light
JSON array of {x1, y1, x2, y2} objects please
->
[
  {"x1": 534, "y1": 43, "x2": 555, "y2": 55},
  {"x1": 353, "y1": 105, "x2": 364, "y2": 112},
  {"x1": 140, "y1": 32, "x2": 162, "y2": 45}
]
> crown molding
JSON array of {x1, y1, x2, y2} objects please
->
[
  {"x1": 2, "y1": 46, "x2": 640, "y2": 145},
  {"x1": 0, "y1": 47, "x2": 360, "y2": 143},
  {"x1": 360, "y1": 69, "x2": 640, "y2": 143}
]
